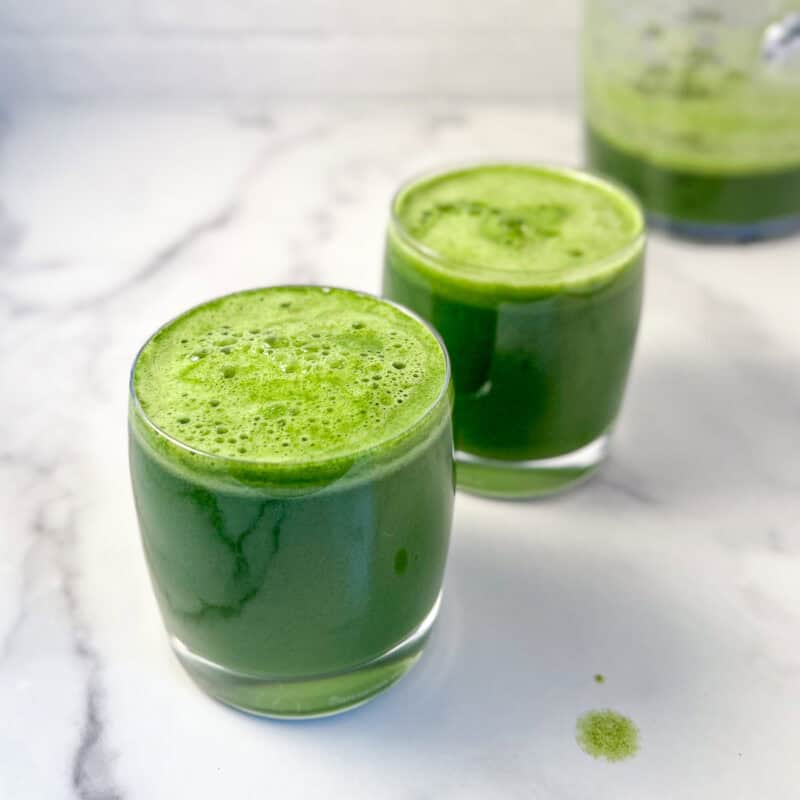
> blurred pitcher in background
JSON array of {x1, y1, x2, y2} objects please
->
[{"x1": 583, "y1": 0, "x2": 800, "y2": 240}]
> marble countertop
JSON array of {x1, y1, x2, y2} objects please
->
[{"x1": 1, "y1": 104, "x2": 798, "y2": 800}]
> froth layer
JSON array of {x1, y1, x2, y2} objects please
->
[
  {"x1": 393, "y1": 164, "x2": 643, "y2": 292},
  {"x1": 133, "y1": 287, "x2": 447, "y2": 469}
]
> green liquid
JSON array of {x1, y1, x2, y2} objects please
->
[
  {"x1": 383, "y1": 164, "x2": 644, "y2": 497},
  {"x1": 576, "y1": 709, "x2": 639, "y2": 762},
  {"x1": 583, "y1": 9, "x2": 800, "y2": 235},
  {"x1": 587, "y1": 127, "x2": 800, "y2": 233},
  {"x1": 129, "y1": 287, "x2": 454, "y2": 717}
]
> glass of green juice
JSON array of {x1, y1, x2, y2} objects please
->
[
  {"x1": 383, "y1": 163, "x2": 645, "y2": 499},
  {"x1": 583, "y1": 0, "x2": 800, "y2": 241},
  {"x1": 129, "y1": 286, "x2": 454, "y2": 718}
]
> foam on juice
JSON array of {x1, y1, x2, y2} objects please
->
[
  {"x1": 133, "y1": 287, "x2": 448, "y2": 467},
  {"x1": 392, "y1": 164, "x2": 643, "y2": 294}
]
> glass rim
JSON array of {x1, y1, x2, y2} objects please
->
[
  {"x1": 129, "y1": 284, "x2": 452, "y2": 473},
  {"x1": 388, "y1": 160, "x2": 647, "y2": 281}
]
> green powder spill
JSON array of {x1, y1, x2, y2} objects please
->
[{"x1": 576, "y1": 709, "x2": 639, "y2": 762}]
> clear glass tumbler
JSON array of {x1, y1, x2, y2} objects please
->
[
  {"x1": 129, "y1": 286, "x2": 454, "y2": 717},
  {"x1": 383, "y1": 163, "x2": 646, "y2": 498}
]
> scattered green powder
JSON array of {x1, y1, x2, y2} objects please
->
[
  {"x1": 594, "y1": 674, "x2": 605, "y2": 684},
  {"x1": 576, "y1": 709, "x2": 639, "y2": 762}
]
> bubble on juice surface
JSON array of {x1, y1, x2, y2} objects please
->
[{"x1": 134, "y1": 287, "x2": 446, "y2": 463}]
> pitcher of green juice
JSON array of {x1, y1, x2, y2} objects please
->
[{"x1": 582, "y1": 0, "x2": 800, "y2": 240}]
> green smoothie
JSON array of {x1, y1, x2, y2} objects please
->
[
  {"x1": 583, "y1": 6, "x2": 800, "y2": 238},
  {"x1": 383, "y1": 164, "x2": 645, "y2": 497},
  {"x1": 129, "y1": 286, "x2": 454, "y2": 717}
]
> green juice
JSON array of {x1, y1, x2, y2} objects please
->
[
  {"x1": 383, "y1": 164, "x2": 645, "y2": 497},
  {"x1": 583, "y1": 5, "x2": 800, "y2": 239},
  {"x1": 129, "y1": 287, "x2": 454, "y2": 717}
]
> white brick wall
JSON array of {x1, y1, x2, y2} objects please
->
[{"x1": 0, "y1": 0, "x2": 580, "y2": 102}]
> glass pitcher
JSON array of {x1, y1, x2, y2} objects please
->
[{"x1": 582, "y1": 0, "x2": 800, "y2": 240}]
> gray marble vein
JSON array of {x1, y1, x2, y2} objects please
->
[
  {"x1": 0, "y1": 469, "x2": 122, "y2": 798},
  {"x1": 0, "y1": 104, "x2": 798, "y2": 800},
  {"x1": 72, "y1": 125, "x2": 330, "y2": 312},
  {"x1": 61, "y1": 511, "x2": 122, "y2": 800},
  {"x1": 0, "y1": 496, "x2": 53, "y2": 663}
]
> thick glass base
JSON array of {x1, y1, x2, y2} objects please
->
[
  {"x1": 455, "y1": 434, "x2": 609, "y2": 499},
  {"x1": 171, "y1": 594, "x2": 442, "y2": 719},
  {"x1": 647, "y1": 212, "x2": 800, "y2": 243}
]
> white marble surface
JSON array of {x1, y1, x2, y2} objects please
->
[{"x1": 1, "y1": 103, "x2": 799, "y2": 800}]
